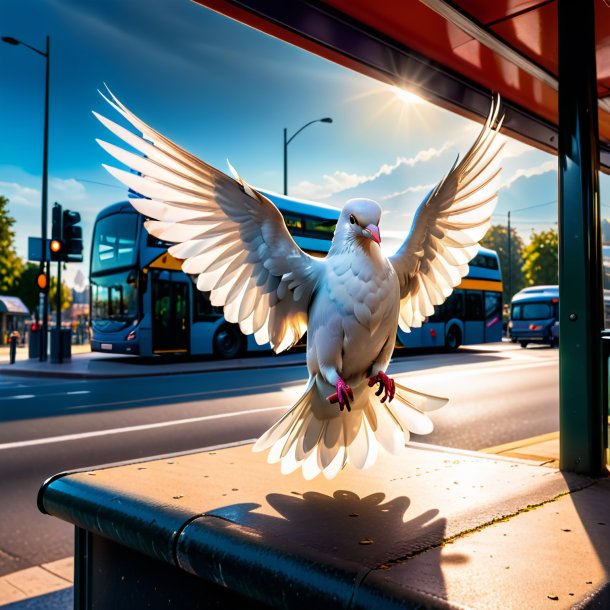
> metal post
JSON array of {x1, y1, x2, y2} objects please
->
[
  {"x1": 56, "y1": 258, "x2": 62, "y2": 364},
  {"x1": 283, "y1": 128, "x2": 288, "y2": 196},
  {"x1": 41, "y1": 35, "x2": 50, "y2": 361},
  {"x1": 558, "y1": 0, "x2": 606, "y2": 475},
  {"x1": 507, "y1": 211, "x2": 511, "y2": 302},
  {"x1": 9, "y1": 334, "x2": 17, "y2": 364},
  {"x1": 283, "y1": 118, "x2": 332, "y2": 196}
]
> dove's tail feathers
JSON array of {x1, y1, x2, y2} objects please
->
[{"x1": 253, "y1": 377, "x2": 447, "y2": 480}]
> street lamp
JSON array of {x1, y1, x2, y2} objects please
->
[
  {"x1": 283, "y1": 117, "x2": 332, "y2": 195},
  {"x1": 2, "y1": 35, "x2": 50, "y2": 361}
]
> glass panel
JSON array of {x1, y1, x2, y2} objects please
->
[
  {"x1": 522, "y1": 303, "x2": 551, "y2": 319},
  {"x1": 485, "y1": 292, "x2": 502, "y2": 319},
  {"x1": 91, "y1": 269, "x2": 139, "y2": 332},
  {"x1": 283, "y1": 214, "x2": 303, "y2": 231},
  {"x1": 470, "y1": 252, "x2": 499, "y2": 270},
  {"x1": 91, "y1": 213, "x2": 139, "y2": 273},
  {"x1": 465, "y1": 292, "x2": 483, "y2": 321},
  {"x1": 446, "y1": 290, "x2": 464, "y2": 318},
  {"x1": 303, "y1": 216, "x2": 336, "y2": 237},
  {"x1": 193, "y1": 288, "x2": 223, "y2": 322}
]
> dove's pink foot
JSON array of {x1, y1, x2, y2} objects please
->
[
  {"x1": 368, "y1": 371, "x2": 395, "y2": 403},
  {"x1": 327, "y1": 377, "x2": 354, "y2": 412}
]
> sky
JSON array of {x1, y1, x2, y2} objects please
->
[{"x1": 2, "y1": 0, "x2": 605, "y2": 288}]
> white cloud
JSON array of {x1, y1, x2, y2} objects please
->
[
  {"x1": 50, "y1": 177, "x2": 87, "y2": 202},
  {"x1": 1, "y1": 177, "x2": 87, "y2": 208},
  {"x1": 292, "y1": 142, "x2": 453, "y2": 200},
  {"x1": 380, "y1": 183, "x2": 435, "y2": 202},
  {"x1": 0, "y1": 181, "x2": 40, "y2": 207},
  {"x1": 500, "y1": 160, "x2": 556, "y2": 190},
  {"x1": 499, "y1": 136, "x2": 532, "y2": 161}
]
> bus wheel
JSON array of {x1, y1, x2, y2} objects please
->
[
  {"x1": 213, "y1": 323, "x2": 245, "y2": 359},
  {"x1": 445, "y1": 326, "x2": 462, "y2": 351},
  {"x1": 520, "y1": 341, "x2": 528, "y2": 349}
]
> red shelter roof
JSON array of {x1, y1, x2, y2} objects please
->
[{"x1": 194, "y1": 0, "x2": 610, "y2": 166}]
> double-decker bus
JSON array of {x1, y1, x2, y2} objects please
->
[
  {"x1": 90, "y1": 194, "x2": 502, "y2": 357},
  {"x1": 90, "y1": 191, "x2": 340, "y2": 357},
  {"x1": 396, "y1": 247, "x2": 503, "y2": 350}
]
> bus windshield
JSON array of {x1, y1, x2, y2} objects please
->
[
  {"x1": 91, "y1": 269, "x2": 139, "y2": 332},
  {"x1": 512, "y1": 302, "x2": 553, "y2": 320},
  {"x1": 91, "y1": 213, "x2": 139, "y2": 273}
]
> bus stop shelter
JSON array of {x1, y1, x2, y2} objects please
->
[
  {"x1": 38, "y1": 1, "x2": 610, "y2": 608},
  {"x1": 195, "y1": 0, "x2": 610, "y2": 476}
]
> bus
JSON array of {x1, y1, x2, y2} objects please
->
[
  {"x1": 508, "y1": 285, "x2": 559, "y2": 348},
  {"x1": 396, "y1": 247, "x2": 503, "y2": 350},
  {"x1": 90, "y1": 191, "x2": 340, "y2": 357}
]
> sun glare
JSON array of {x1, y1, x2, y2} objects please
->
[{"x1": 391, "y1": 86, "x2": 424, "y2": 105}]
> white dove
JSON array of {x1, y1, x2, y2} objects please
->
[{"x1": 95, "y1": 90, "x2": 503, "y2": 480}]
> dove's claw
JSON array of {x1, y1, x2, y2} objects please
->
[
  {"x1": 327, "y1": 377, "x2": 353, "y2": 412},
  {"x1": 368, "y1": 371, "x2": 395, "y2": 403}
]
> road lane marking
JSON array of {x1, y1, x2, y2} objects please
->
[
  {"x1": 66, "y1": 390, "x2": 91, "y2": 395},
  {"x1": 0, "y1": 406, "x2": 286, "y2": 451},
  {"x1": 393, "y1": 359, "x2": 554, "y2": 381},
  {"x1": 4, "y1": 394, "x2": 35, "y2": 400},
  {"x1": 0, "y1": 380, "x2": 298, "y2": 406}
]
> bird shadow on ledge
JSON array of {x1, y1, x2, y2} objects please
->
[{"x1": 206, "y1": 489, "x2": 468, "y2": 571}]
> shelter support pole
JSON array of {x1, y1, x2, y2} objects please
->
[{"x1": 558, "y1": 0, "x2": 606, "y2": 475}]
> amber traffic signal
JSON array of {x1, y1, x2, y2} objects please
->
[
  {"x1": 51, "y1": 203, "x2": 63, "y2": 261},
  {"x1": 36, "y1": 270, "x2": 48, "y2": 292}
]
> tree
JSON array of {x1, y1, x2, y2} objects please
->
[
  {"x1": 480, "y1": 224, "x2": 526, "y2": 304},
  {"x1": 15, "y1": 262, "x2": 40, "y2": 314},
  {"x1": 522, "y1": 228, "x2": 558, "y2": 286},
  {"x1": 0, "y1": 195, "x2": 24, "y2": 294},
  {"x1": 49, "y1": 275, "x2": 73, "y2": 313}
]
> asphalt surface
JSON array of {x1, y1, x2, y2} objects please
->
[{"x1": 0, "y1": 341, "x2": 558, "y2": 577}]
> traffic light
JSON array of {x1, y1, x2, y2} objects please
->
[
  {"x1": 62, "y1": 209, "x2": 83, "y2": 263},
  {"x1": 36, "y1": 267, "x2": 48, "y2": 292},
  {"x1": 50, "y1": 203, "x2": 63, "y2": 261}
]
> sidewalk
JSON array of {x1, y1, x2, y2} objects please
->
[
  {"x1": 4, "y1": 433, "x2": 609, "y2": 609},
  {"x1": 0, "y1": 345, "x2": 308, "y2": 379}
]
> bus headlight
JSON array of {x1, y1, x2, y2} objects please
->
[{"x1": 126, "y1": 330, "x2": 137, "y2": 341}]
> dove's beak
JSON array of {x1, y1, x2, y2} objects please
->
[{"x1": 363, "y1": 224, "x2": 381, "y2": 244}]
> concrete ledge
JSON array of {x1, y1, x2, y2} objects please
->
[{"x1": 38, "y1": 441, "x2": 610, "y2": 609}]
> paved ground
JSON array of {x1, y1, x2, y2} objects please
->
[{"x1": 0, "y1": 340, "x2": 596, "y2": 610}]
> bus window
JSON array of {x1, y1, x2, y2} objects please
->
[
  {"x1": 470, "y1": 252, "x2": 499, "y2": 270},
  {"x1": 193, "y1": 287, "x2": 223, "y2": 322},
  {"x1": 283, "y1": 214, "x2": 303, "y2": 232},
  {"x1": 465, "y1": 292, "x2": 483, "y2": 321},
  {"x1": 446, "y1": 291, "x2": 464, "y2": 319},
  {"x1": 428, "y1": 303, "x2": 445, "y2": 323},
  {"x1": 512, "y1": 302, "x2": 553, "y2": 320},
  {"x1": 92, "y1": 213, "x2": 139, "y2": 273},
  {"x1": 91, "y1": 269, "x2": 139, "y2": 332},
  {"x1": 485, "y1": 292, "x2": 502, "y2": 321},
  {"x1": 303, "y1": 216, "x2": 336, "y2": 238}
]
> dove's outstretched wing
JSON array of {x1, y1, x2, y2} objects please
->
[
  {"x1": 389, "y1": 96, "x2": 504, "y2": 332},
  {"x1": 94, "y1": 90, "x2": 322, "y2": 352}
]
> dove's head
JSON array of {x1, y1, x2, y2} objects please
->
[{"x1": 337, "y1": 198, "x2": 382, "y2": 246}]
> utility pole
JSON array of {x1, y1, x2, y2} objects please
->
[{"x1": 507, "y1": 210, "x2": 512, "y2": 302}]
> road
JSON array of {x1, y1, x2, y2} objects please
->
[{"x1": 0, "y1": 341, "x2": 558, "y2": 576}]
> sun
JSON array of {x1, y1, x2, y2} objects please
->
[{"x1": 391, "y1": 86, "x2": 424, "y2": 105}]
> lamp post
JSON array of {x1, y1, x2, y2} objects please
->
[
  {"x1": 283, "y1": 117, "x2": 332, "y2": 195},
  {"x1": 2, "y1": 35, "x2": 50, "y2": 361}
]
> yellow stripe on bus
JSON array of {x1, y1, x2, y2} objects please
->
[
  {"x1": 457, "y1": 278, "x2": 503, "y2": 292},
  {"x1": 148, "y1": 252, "x2": 184, "y2": 271}
]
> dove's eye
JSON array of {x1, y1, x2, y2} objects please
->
[{"x1": 349, "y1": 214, "x2": 357, "y2": 225}]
